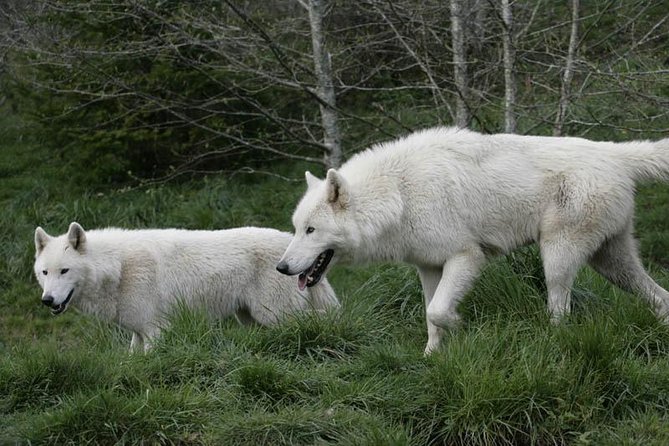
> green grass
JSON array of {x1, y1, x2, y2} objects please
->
[{"x1": 3, "y1": 109, "x2": 669, "y2": 445}]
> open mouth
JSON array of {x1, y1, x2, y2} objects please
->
[
  {"x1": 298, "y1": 249, "x2": 334, "y2": 291},
  {"x1": 51, "y1": 288, "x2": 74, "y2": 315}
]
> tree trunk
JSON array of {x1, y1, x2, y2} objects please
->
[
  {"x1": 450, "y1": 0, "x2": 470, "y2": 128},
  {"x1": 471, "y1": 0, "x2": 488, "y2": 52},
  {"x1": 553, "y1": 0, "x2": 580, "y2": 136},
  {"x1": 501, "y1": 0, "x2": 516, "y2": 133},
  {"x1": 307, "y1": 0, "x2": 342, "y2": 168}
]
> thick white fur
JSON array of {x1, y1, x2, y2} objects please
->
[
  {"x1": 34, "y1": 223, "x2": 339, "y2": 352},
  {"x1": 278, "y1": 127, "x2": 669, "y2": 354}
]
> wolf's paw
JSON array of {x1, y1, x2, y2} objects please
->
[
  {"x1": 423, "y1": 341, "x2": 440, "y2": 356},
  {"x1": 548, "y1": 308, "x2": 569, "y2": 326}
]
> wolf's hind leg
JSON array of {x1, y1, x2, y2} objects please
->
[
  {"x1": 424, "y1": 248, "x2": 486, "y2": 352},
  {"x1": 589, "y1": 227, "x2": 669, "y2": 320},
  {"x1": 540, "y1": 236, "x2": 591, "y2": 323}
]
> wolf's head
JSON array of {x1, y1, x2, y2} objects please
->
[
  {"x1": 277, "y1": 169, "x2": 359, "y2": 290},
  {"x1": 34, "y1": 222, "x2": 88, "y2": 315}
]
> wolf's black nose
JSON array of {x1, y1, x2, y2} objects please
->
[
  {"x1": 276, "y1": 262, "x2": 290, "y2": 275},
  {"x1": 41, "y1": 295, "x2": 54, "y2": 307}
]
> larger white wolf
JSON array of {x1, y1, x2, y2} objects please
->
[
  {"x1": 276, "y1": 127, "x2": 669, "y2": 354},
  {"x1": 34, "y1": 223, "x2": 339, "y2": 352}
]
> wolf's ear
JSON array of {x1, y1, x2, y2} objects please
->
[
  {"x1": 305, "y1": 171, "x2": 322, "y2": 189},
  {"x1": 325, "y1": 168, "x2": 350, "y2": 209},
  {"x1": 67, "y1": 222, "x2": 87, "y2": 252},
  {"x1": 35, "y1": 227, "x2": 52, "y2": 254}
]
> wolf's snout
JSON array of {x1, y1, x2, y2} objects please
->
[
  {"x1": 41, "y1": 295, "x2": 54, "y2": 307},
  {"x1": 276, "y1": 261, "x2": 290, "y2": 275}
]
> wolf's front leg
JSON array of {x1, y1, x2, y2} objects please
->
[
  {"x1": 423, "y1": 248, "x2": 486, "y2": 354},
  {"x1": 418, "y1": 266, "x2": 445, "y2": 355}
]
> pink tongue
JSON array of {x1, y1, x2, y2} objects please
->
[{"x1": 298, "y1": 275, "x2": 307, "y2": 291}]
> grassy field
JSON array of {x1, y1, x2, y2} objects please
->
[{"x1": 2, "y1": 110, "x2": 669, "y2": 445}]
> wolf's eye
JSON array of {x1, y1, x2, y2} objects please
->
[
  {"x1": 306, "y1": 226, "x2": 315, "y2": 234},
  {"x1": 60, "y1": 268, "x2": 69, "y2": 275},
  {"x1": 42, "y1": 270, "x2": 48, "y2": 276}
]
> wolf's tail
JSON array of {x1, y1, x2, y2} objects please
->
[
  {"x1": 308, "y1": 279, "x2": 341, "y2": 311},
  {"x1": 622, "y1": 137, "x2": 669, "y2": 182}
]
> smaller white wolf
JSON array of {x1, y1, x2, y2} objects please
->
[
  {"x1": 34, "y1": 222, "x2": 339, "y2": 352},
  {"x1": 277, "y1": 127, "x2": 669, "y2": 354}
]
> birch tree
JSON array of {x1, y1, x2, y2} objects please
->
[
  {"x1": 301, "y1": 0, "x2": 342, "y2": 168},
  {"x1": 501, "y1": 0, "x2": 516, "y2": 133},
  {"x1": 450, "y1": 0, "x2": 470, "y2": 128},
  {"x1": 553, "y1": 0, "x2": 580, "y2": 136}
]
